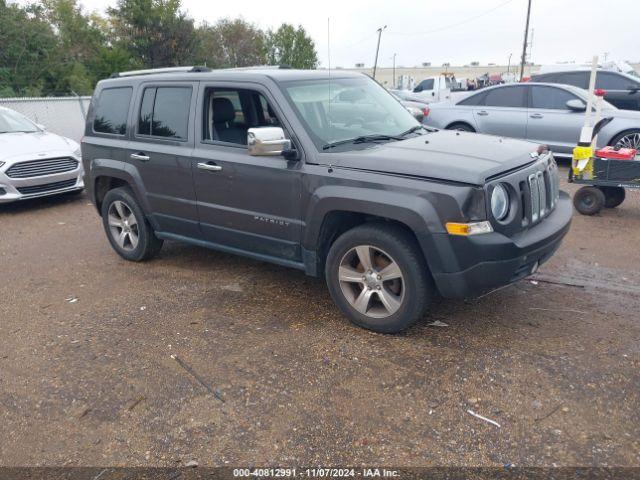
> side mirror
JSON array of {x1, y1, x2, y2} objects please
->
[
  {"x1": 247, "y1": 127, "x2": 291, "y2": 157},
  {"x1": 37, "y1": 123, "x2": 47, "y2": 131},
  {"x1": 566, "y1": 99, "x2": 586, "y2": 112}
]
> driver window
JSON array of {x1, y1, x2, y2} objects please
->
[{"x1": 203, "y1": 88, "x2": 282, "y2": 145}]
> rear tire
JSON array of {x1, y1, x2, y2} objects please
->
[
  {"x1": 446, "y1": 122, "x2": 475, "y2": 132},
  {"x1": 101, "y1": 187, "x2": 163, "y2": 261},
  {"x1": 573, "y1": 186, "x2": 605, "y2": 215},
  {"x1": 598, "y1": 186, "x2": 626, "y2": 208},
  {"x1": 325, "y1": 223, "x2": 432, "y2": 333}
]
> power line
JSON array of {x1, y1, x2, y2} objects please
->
[{"x1": 387, "y1": 0, "x2": 520, "y2": 37}]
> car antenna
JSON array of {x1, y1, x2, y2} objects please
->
[{"x1": 327, "y1": 16, "x2": 333, "y2": 151}]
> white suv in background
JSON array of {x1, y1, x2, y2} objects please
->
[{"x1": 0, "y1": 106, "x2": 83, "y2": 203}]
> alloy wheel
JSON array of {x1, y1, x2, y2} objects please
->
[
  {"x1": 107, "y1": 200, "x2": 139, "y2": 251},
  {"x1": 338, "y1": 245, "x2": 405, "y2": 318},
  {"x1": 615, "y1": 132, "x2": 640, "y2": 150}
]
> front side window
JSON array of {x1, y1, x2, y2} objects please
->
[
  {"x1": 458, "y1": 91, "x2": 487, "y2": 106},
  {"x1": 93, "y1": 87, "x2": 132, "y2": 135},
  {"x1": 484, "y1": 86, "x2": 527, "y2": 108},
  {"x1": 202, "y1": 88, "x2": 282, "y2": 145},
  {"x1": 137, "y1": 86, "x2": 192, "y2": 140},
  {"x1": 281, "y1": 76, "x2": 418, "y2": 151},
  {"x1": 596, "y1": 72, "x2": 639, "y2": 90},
  {"x1": 530, "y1": 86, "x2": 578, "y2": 110},
  {"x1": 0, "y1": 108, "x2": 39, "y2": 133}
]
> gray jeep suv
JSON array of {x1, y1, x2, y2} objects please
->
[{"x1": 82, "y1": 66, "x2": 572, "y2": 333}]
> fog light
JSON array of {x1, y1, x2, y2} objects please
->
[{"x1": 446, "y1": 221, "x2": 493, "y2": 236}]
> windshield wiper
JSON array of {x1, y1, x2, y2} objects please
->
[
  {"x1": 322, "y1": 134, "x2": 404, "y2": 150},
  {"x1": 399, "y1": 125, "x2": 437, "y2": 136}
]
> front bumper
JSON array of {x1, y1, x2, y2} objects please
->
[
  {"x1": 0, "y1": 164, "x2": 84, "y2": 204},
  {"x1": 431, "y1": 191, "x2": 573, "y2": 298}
]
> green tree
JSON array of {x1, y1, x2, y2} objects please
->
[
  {"x1": 42, "y1": 0, "x2": 107, "y2": 94},
  {"x1": 0, "y1": 1, "x2": 59, "y2": 96},
  {"x1": 108, "y1": 0, "x2": 197, "y2": 68},
  {"x1": 195, "y1": 18, "x2": 266, "y2": 68},
  {"x1": 266, "y1": 24, "x2": 318, "y2": 69}
]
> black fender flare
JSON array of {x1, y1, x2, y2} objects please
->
[{"x1": 303, "y1": 185, "x2": 449, "y2": 276}]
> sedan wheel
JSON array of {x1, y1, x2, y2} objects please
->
[
  {"x1": 338, "y1": 245, "x2": 405, "y2": 318},
  {"x1": 614, "y1": 132, "x2": 640, "y2": 150},
  {"x1": 108, "y1": 200, "x2": 139, "y2": 251}
]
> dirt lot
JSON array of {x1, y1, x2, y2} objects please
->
[{"x1": 1, "y1": 167, "x2": 639, "y2": 468}]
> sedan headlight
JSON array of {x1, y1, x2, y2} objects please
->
[
  {"x1": 73, "y1": 147, "x2": 81, "y2": 158},
  {"x1": 491, "y1": 184, "x2": 510, "y2": 221}
]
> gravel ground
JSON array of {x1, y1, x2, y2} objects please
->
[{"x1": 0, "y1": 167, "x2": 639, "y2": 468}]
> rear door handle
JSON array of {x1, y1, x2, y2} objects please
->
[
  {"x1": 130, "y1": 152, "x2": 150, "y2": 161},
  {"x1": 530, "y1": 113, "x2": 544, "y2": 119},
  {"x1": 477, "y1": 110, "x2": 489, "y2": 116},
  {"x1": 198, "y1": 162, "x2": 223, "y2": 172}
]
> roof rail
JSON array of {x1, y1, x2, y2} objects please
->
[
  {"x1": 109, "y1": 66, "x2": 211, "y2": 78},
  {"x1": 223, "y1": 65, "x2": 293, "y2": 71}
]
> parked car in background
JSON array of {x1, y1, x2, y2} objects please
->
[
  {"x1": 423, "y1": 82, "x2": 640, "y2": 158},
  {"x1": 390, "y1": 92, "x2": 430, "y2": 122},
  {"x1": 82, "y1": 67, "x2": 571, "y2": 333},
  {"x1": 0, "y1": 107, "x2": 83, "y2": 203},
  {"x1": 530, "y1": 68, "x2": 640, "y2": 111}
]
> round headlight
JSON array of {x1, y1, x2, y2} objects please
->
[{"x1": 491, "y1": 184, "x2": 509, "y2": 221}]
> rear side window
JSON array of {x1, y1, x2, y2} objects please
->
[
  {"x1": 137, "y1": 86, "x2": 192, "y2": 140},
  {"x1": 557, "y1": 72, "x2": 588, "y2": 89},
  {"x1": 484, "y1": 86, "x2": 527, "y2": 108},
  {"x1": 458, "y1": 91, "x2": 487, "y2": 106},
  {"x1": 530, "y1": 86, "x2": 578, "y2": 109},
  {"x1": 93, "y1": 87, "x2": 132, "y2": 135}
]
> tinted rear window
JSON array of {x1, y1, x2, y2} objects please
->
[
  {"x1": 136, "y1": 86, "x2": 192, "y2": 140},
  {"x1": 93, "y1": 87, "x2": 132, "y2": 135},
  {"x1": 484, "y1": 86, "x2": 526, "y2": 108},
  {"x1": 458, "y1": 91, "x2": 487, "y2": 106}
]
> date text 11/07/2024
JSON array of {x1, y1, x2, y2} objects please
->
[{"x1": 233, "y1": 468, "x2": 400, "y2": 478}]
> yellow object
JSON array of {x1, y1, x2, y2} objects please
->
[
  {"x1": 572, "y1": 145, "x2": 594, "y2": 179},
  {"x1": 446, "y1": 221, "x2": 493, "y2": 236}
]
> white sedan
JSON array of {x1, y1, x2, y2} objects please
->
[{"x1": 0, "y1": 106, "x2": 84, "y2": 203}]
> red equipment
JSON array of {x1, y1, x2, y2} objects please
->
[{"x1": 594, "y1": 146, "x2": 637, "y2": 160}]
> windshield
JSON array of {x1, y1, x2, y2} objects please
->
[
  {"x1": 0, "y1": 108, "x2": 39, "y2": 133},
  {"x1": 280, "y1": 76, "x2": 419, "y2": 151}
]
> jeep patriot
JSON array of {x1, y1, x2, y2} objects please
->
[{"x1": 82, "y1": 66, "x2": 572, "y2": 333}]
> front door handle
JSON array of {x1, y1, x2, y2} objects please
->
[
  {"x1": 197, "y1": 162, "x2": 223, "y2": 172},
  {"x1": 530, "y1": 113, "x2": 544, "y2": 119},
  {"x1": 130, "y1": 152, "x2": 150, "y2": 161},
  {"x1": 477, "y1": 110, "x2": 489, "y2": 116}
]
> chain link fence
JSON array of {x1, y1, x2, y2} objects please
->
[{"x1": 0, "y1": 96, "x2": 91, "y2": 143}]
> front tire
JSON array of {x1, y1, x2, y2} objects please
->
[
  {"x1": 101, "y1": 187, "x2": 163, "y2": 261},
  {"x1": 325, "y1": 223, "x2": 432, "y2": 333},
  {"x1": 598, "y1": 186, "x2": 625, "y2": 208},
  {"x1": 573, "y1": 186, "x2": 605, "y2": 215}
]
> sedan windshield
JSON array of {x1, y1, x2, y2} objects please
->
[
  {"x1": 0, "y1": 108, "x2": 39, "y2": 133},
  {"x1": 280, "y1": 76, "x2": 419, "y2": 151}
]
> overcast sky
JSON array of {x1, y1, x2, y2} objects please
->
[{"x1": 22, "y1": 0, "x2": 639, "y2": 68}]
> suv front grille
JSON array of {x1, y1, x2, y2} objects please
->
[
  {"x1": 5, "y1": 157, "x2": 78, "y2": 179},
  {"x1": 523, "y1": 159, "x2": 559, "y2": 226},
  {"x1": 17, "y1": 179, "x2": 77, "y2": 195}
]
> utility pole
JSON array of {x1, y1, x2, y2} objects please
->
[
  {"x1": 372, "y1": 25, "x2": 387, "y2": 80},
  {"x1": 392, "y1": 53, "x2": 397, "y2": 88},
  {"x1": 507, "y1": 53, "x2": 513, "y2": 74},
  {"x1": 519, "y1": 0, "x2": 532, "y2": 81}
]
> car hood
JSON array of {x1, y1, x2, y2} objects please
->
[
  {"x1": 0, "y1": 131, "x2": 76, "y2": 161},
  {"x1": 332, "y1": 129, "x2": 539, "y2": 185}
]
